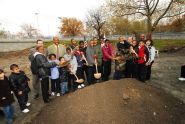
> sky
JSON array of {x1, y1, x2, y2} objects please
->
[{"x1": 0, "y1": 0, "x2": 105, "y2": 36}]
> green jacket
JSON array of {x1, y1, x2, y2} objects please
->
[{"x1": 46, "y1": 44, "x2": 66, "y2": 58}]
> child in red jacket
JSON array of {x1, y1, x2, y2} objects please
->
[{"x1": 137, "y1": 41, "x2": 149, "y2": 82}]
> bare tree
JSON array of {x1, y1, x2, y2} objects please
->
[
  {"x1": 86, "y1": 6, "x2": 107, "y2": 39},
  {"x1": 107, "y1": 0, "x2": 185, "y2": 39},
  {"x1": 20, "y1": 24, "x2": 38, "y2": 38}
]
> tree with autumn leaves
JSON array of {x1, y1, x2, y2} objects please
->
[{"x1": 59, "y1": 17, "x2": 85, "y2": 37}]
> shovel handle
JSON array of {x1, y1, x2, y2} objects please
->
[{"x1": 95, "y1": 58, "x2": 98, "y2": 73}]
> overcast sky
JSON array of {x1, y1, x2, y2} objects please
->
[{"x1": 0, "y1": 0, "x2": 105, "y2": 36}]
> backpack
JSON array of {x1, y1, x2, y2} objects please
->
[{"x1": 30, "y1": 55, "x2": 39, "y2": 74}]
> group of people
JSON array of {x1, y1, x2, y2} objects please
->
[{"x1": 0, "y1": 34, "x2": 156, "y2": 124}]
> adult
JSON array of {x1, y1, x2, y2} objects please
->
[
  {"x1": 127, "y1": 37, "x2": 133, "y2": 45},
  {"x1": 28, "y1": 39, "x2": 43, "y2": 99},
  {"x1": 69, "y1": 38, "x2": 77, "y2": 50},
  {"x1": 140, "y1": 34, "x2": 145, "y2": 41},
  {"x1": 117, "y1": 36, "x2": 131, "y2": 77},
  {"x1": 93, "y1": 37, "x2": 103, "y2": 82},
  {"x1": 86, "y1": 40, "x2": 96, "y2": 84},
  {"x1": 102, "y1": 39, "x2": 113, "y2": 81},
  {"x1": 46, "y1": 36, "x2": 66, "y2": 59},
  {"x1": 79, "y1": 41, "x2": 88, "y2": 84},
  {"x1": 34, "y1": 46, "x2": 59, "y2": 103},
  {"x1": 145, "y1": 39, "x2": 156, "y2": 80}
]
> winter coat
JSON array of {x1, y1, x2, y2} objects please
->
[
  {"x1": 59, "y1": 66, "x2": 69, "y2": 82},
  {"x1": 9, "y1": 71, "x2": 30, "y2": 94},
  {"x1": 34, "y1": 52, "x2": 58, "y2": 78},
  {"x1": 102, "y1": 44, "x2": 113, "y2": 61},
  {"x1": 138, "y1": 45, "x2": 149, "y2": 64},
  {"x1": 0, "y1": 76, "x2": 15, "y2": 107},
  {"x1": 64, "y1": 53, "x2": 78, "y2": 74},
  {"x1": 86, "y1": 46, "x2": 95, "y2": 66}
]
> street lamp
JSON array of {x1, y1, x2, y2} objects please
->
[
  {"x1": 58, "y1": 17, "x2": 62, "y2": 37},
  {"x1": 35, "y1": 13, "x2": 39, "y2": 38}
]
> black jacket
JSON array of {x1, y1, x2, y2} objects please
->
[
  {"x1": 59, "y1": 66, "x2": 69, "y2": 82},
  {"x1": 0, "y1": 76, "x2": 15, "y2": 107},
  {"x1": 9, "y1": 71, "x2": 30, "y2": 94},
  {"x1": 117, "y1": 41, "x2": 131, "y2": 54},
  {"x1": 35, "y1": 53, "x2": 57, "y2": 78}
]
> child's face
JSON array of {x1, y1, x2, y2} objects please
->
[
  {"x1": 139, "y1": 42, "x2": 145, "y2": 47},
  {"x1": 60, "y1": 58, "x2": 65, "y2": 63},
  {"x1": 67, "y1": 49, "x2": 71, "y2": 54},
  {"x1": 146, "y1": 40, "x2": 151, "y2": 46},
  {"x1": 12, "y1": 67, "x2": 20, "y2": 74},
  {"x1": 50, "y1": 55, "x2": 56, "y2": 60},
  {"x1": 0, "y1": 72, "x2": 5, "y2": 80}
]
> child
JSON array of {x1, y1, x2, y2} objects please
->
[
  {"x1": 137, "y1": 41, "x2": 149, "y2": 82},
  {"x1": 75, "y1": 46, "x2": 85, "y2": 89},
  {"x1": 48, "y1": 54, "x2": 60, "y2": 96},
  {"x1": 0, "y1": 69, "x2": 15, "y2": 124},
  {"x1": 9, "y1": 64, "x2": 31, "y2": 113},
  {"x1": 58, "y1": 57, "x2": 69, "y2": 95},
  {"x1": 145, "y1": 39, "x2": 156, "y2": 80},
  {"x1": 113, "y1": 51, "x2": 125, "y2": 80}
]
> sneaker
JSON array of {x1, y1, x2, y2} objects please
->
[
  {"x1": 26, "y1": 102, "x2": 31, "y2": 107},
  {"x1": 22, "y1": 108, "x2": 29, "y2": 113},
  {"x1": 81, "y1": 84, "x2": 85, "y2": 88},
  {"x1": 78, "y1": 85, "x2": 82, "y2": 89},
  {"x1": 51, "y1": 92, "x2": 55, "y2": 96},
  {"x1": 56, "y1": 93, "x2": 60, "y2": 96},
  {"x1": 178, "y1": 77, "x2": 185, "y2": 81}
]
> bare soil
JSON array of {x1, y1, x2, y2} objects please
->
[{"x1": 0, "y1": 47, "x2": 185, "y2": 124}]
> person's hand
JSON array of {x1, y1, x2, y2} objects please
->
[
  {"x1": 18, "y1": 91, "x2": 23, "y2": 95},
  {"x1": 93, "y1": 54, "x2": 97, "y2": 59}
]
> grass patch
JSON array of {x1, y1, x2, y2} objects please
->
[
  {"x1": 154, "y1": 39, "x2": 185, "y2": 51},
  {"x1": 44, "y1": 39, "x2": 185, "y2": 51}
]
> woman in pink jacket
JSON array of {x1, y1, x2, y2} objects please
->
[{"x1": 102, "y1": 39, "x2": 114, "y2": 81}]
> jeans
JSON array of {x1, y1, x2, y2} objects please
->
[
  {"x1": 3, "y1": 105, "x2": 14, "y2": 124},
  {"x1": 15, "y1": 93, "x2": 28, "y2": 111},
  {"x1": 60, "y1": 82, "x2": 68, "y2": 95}
]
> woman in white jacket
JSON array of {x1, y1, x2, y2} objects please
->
[
  {"x1": 64, "y1": 47, "x2": 77, "y2": 91},
  {"x1": 145, "y1": 39, "x2": 156, "y2": 80}
]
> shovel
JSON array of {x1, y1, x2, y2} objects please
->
[
  {"x1": 71, "y1": 70, "x2": 84, "y2": 84},
  {"x1": 94, "y1": 58, "x2": 101, "y2": 79}
]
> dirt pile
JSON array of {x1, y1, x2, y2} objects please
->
[{"x1": 32, "y1": 79, "x2": 185, "y2": 124}]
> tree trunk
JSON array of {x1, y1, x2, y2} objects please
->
[
  {"x1": 146, "y1": 16, "x2": 153, "y2": 40},
  {"x1": 97, "y1": 28, "x2": 101, "y2": 40}
]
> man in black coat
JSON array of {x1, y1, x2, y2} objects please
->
[{"x1": 34, "y1": 46, "x2": 59, "y2": 103}]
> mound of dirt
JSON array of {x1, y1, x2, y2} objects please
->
[
  {"x1": 0, "y1": 48, "x2": 31, "y2": 58},
  {"x1": 32, "y1": 79, "x2": 185, "y2": 124}
]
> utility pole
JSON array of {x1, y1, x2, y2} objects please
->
[{"x1": 35, "y1": 13, "x2": 39, "y2": 38}]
